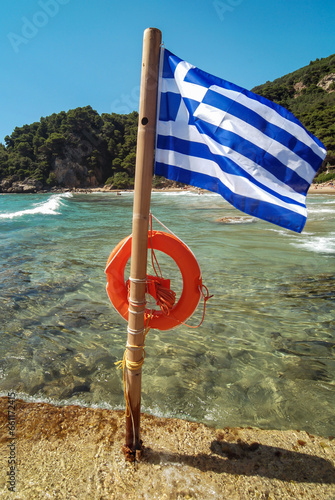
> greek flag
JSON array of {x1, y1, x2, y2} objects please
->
[{"x1": 154, "y1": 48, "x2": 327, "y2": 233}]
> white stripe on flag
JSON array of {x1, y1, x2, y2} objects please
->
[
  {"x1": 154, "y1": 48, "x2": 327, "y2": 233},
  {"x1": 194, "y1": 102, "x2": 317, "y2": 182},
  {"x1": 210, "y1": 85, "x2": 327, "y2": 159},
  {"x1": 157, "y1": 120, "x2": 307, "y2": 205},
  {"x1": 155, "y1": 148, "x2": 307, "y2": 217}
]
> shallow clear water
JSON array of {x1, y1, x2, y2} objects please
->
[{"x1": 0, "y1": 190, "x2": 334, "y2": 436}]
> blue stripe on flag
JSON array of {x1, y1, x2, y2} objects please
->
[
  {"x1": 192, "y1": 120, "x2": 310, "y2": 195},
  {"x1": 155, "y1": 162, "x2": 307, "y2": 233},
  {"x1": 163, "y1": 51, "x2": 183, "y2": 77},
  {"x1": 159, "y1": 92, "x2": 182, "y2": 121},
  {"x1": 155, "y1": 48, "x2": 327, "y2": 233},
  {"x1": 201, "y1": 89, "x2": 322, "y2": 170},
  {"x1": 156, "y1": 134, "x2": 307, "y2": 208},
  {"x1": 185, "y1": 64, "x2": 323, "y2": 147}
]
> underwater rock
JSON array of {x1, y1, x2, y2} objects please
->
[{"x1": 216, "y1": 216, "x2": 257, "y2": 224}]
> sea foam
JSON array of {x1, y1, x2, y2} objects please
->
[
  {"x1": 0, "y1": 192, "x2": 73, "y2": 219},
  {"x1": 291, "y1": 233, "x2": 335, "y2": 254}
]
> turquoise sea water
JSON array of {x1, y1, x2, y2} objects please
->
[{"x1": 0, "y1": 190, "x2": 334, "y2": 437}]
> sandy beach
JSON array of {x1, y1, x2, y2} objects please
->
[
  {"x1": 64, "y1": 181, "x2": 335, "y2": 196},
  {"x1": 1, "y1": 397, "x2": 334, "y2": 499},
  {"x1": 308, "y1": 183, "x2": 335, "y2": 195}
]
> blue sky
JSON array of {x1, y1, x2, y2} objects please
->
[{"x1": 1, "y1": 0, "x2": 334, "y2": 143}]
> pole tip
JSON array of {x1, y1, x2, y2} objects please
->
[{"x1": 144, "y1": 27, "x2": 162, "y2": 38}]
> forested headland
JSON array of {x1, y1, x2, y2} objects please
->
[
  {"x1": 0, "y1": 107, "x2": 140, "y2": 192},
  {"x1": 1, "y1": 53, "x2": 334, "y2": 192},
  {"x1": 252, "y1": 52, "x2": 335, "y2": 183}
]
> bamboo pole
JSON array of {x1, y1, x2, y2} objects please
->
[{"x1": 123, "y1": 27, "x2": 161, "y2": 461}]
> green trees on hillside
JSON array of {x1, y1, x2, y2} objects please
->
[
  {"x1": 252, "y1": 53, "x2": 335, "y2": 169},
  {"x1": 0, "y1": 106, "x2": 138, "y2": 189},
  {"x1": 1, "y1": 53, "x2": 334, "y2": 191}
]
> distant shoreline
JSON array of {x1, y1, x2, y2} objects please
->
[
  {"x1": 308, "y1": 183, "x2": 335, "y2": 194},
  {"x1": 2, "y1": 183, "x2": 335, "y2": 195},
  {"x1": 68, "y1": 183, "x2": 335, "y2": 196},
  {"x1": 47, "y1": 182, "x2": 335, "y2": 196}
]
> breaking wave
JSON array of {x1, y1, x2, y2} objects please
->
[
  {"x1": 0, "y1": 192, "x2": 73, "y2": 219},
  {"x1": 291, "y1": 233, "x2": 335, "y2": 254}
]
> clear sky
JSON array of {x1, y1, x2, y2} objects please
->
[{"x1": 1, "y1": 0, "x2": 334, "y2": 143}]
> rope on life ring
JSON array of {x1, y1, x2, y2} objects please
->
[{"x1": 105, "y1": 230, "x2": 203, "y2": 331}]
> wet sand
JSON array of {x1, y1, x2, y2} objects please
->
[{"x1": 0, "y1": 397, "x2": 334, "y2": 499}]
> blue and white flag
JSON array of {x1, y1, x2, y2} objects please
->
[{"x1": 154, "y1": 49, "x2": 327, "y2": 233}]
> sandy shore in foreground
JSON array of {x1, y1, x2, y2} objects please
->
[{"x1": 0, "y1": 398, "x2": 334, "y2": 499}]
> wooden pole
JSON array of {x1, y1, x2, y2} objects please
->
[{"x1": 124, "y1": 27, "x2": 161, "y2": 460}]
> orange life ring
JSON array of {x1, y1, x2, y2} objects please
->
[{"x1": 105, "y1": 230, "x2": 202, "y2": 330}]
